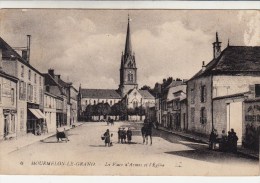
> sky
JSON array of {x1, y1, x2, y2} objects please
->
[{"x1": 0, "y1": 9, "x2": 259, "y2": 89}]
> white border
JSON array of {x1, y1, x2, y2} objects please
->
[{"x1": 0, "y1": 1, "x2": 259, "y2": 9}]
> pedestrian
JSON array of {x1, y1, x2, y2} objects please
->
[
  {"x1": 64, "y1": 128, "x2": 70, "y2": 141},
  {"x1": 117, "y1": 128, "x2": 122, "y2": 143},
  {"x1": 126, "y1": 127, "x2": 132, "y2": 144},
  {"x1": 209, "y1": 129, "x2": 218, "y2": 150},
  {"x1": 122, "y1": 128, "x2": 127, "y2": 143},
  {"x1": 219, "y1": 130, "x2": 228, "y2": 151},
  {"x1": 228, "y1": 128, "x2": 238, "y2": 153},
  {"x1": 36, "y1": 123, "x2": 42, "y2": 136},
  {"x1": 103, "y1": 129, "x2": 111, "y2": 147},
  {"x1": 141, "y1": 125, "x2": 146, "y2": 144},
  {"x1": 110, "y1": 133, "x2": 114, "y2": 146}
]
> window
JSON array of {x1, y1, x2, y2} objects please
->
[
  {"x1": 34, "y1": 73, "x2": 37, "y2": 84},
  {"x1": 200, "y1": 107, "x2": 207, "y2": 124},
  {"x1": 28, "y1": 70, "x2": 31, "y2": 80},
  {"x1": 256, "y1": 84, "x2": 260, "y2": 98},
  {"x1": 85, "y1": 100, "x2": 88, "y2": 105},
  {"x1": 21, "y1": 65, "x2": 24, "y2": 77},
  {"x1": 128, "y1": 73, "x2": 133, "y2": 82},
  {"x1": 11, "y1": 88, "x2": 15, "y2": 105},
  {"x1": 191, "y1": 88, "x2": 195, "y2": 104},
  {"x1": 94, "y1": 100, "x2": 96, "y2": 105},
  {"x1": 110, "y1": 100, "x2": 112, "y2": 106},
  {"x1": 191, "y1": 107, "x2": 195, "y2": 123},
  {"x1": 39, "y1": 76, "x2": 42, "y2": 86},
  {"x1": 200, "y1": 85, "x2": 207, "y2": 103}
]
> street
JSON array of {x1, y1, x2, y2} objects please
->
[{"x1": 0, "y1": 122, "x2": 258, "y2": 176}]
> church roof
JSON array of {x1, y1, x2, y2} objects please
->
[
  {"x1": 139, "y1": 90, "x2": 155, "y2": 99},
  {"x1": 189, "y1": 46, "x2": 260, "y2": 81},
  {"x1": 81, "y1": 89, "x2": 122, "y2": 99},
  {"x1": 124, "y1": 15, "x2": 132, "y2": 56}
]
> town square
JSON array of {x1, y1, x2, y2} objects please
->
[{"x1": 0, "y1": 9, "x2": 259, "y2": 175}]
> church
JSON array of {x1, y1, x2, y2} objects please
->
[{"x1": 78, "y1": 16, "x2": 155, "y2": 121}]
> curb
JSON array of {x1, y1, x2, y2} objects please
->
[
  {"x1": 157, "y1": 127, "x2": 259, "y2": 160},
  {"x1": 7, "y1": 123, "x2": 84, "y2": 155}
]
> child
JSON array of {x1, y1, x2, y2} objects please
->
[{"x1": 110, "y1": 133, "x2": 114, "y2": 146}]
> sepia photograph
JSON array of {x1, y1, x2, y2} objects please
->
[{"x1": 0, "y1": 9, "x2": 259, "y2": 176}]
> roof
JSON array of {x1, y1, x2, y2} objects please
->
[
  {"x1": 0, "y1": 37, "x2": 43, "y2": 76},
  {"x1": 43, "y1": 73, "x2": 61, "y2": 87},
  {"x1": 189, "y1": 46, "x2": 260, "y2": 81},
  {"x1": 81, "y1": 89, "x2": 122, "y2": 99},
  {"x1": 0, "y1": 70, "x2": 19, "y2": 82},
  {"x1": 139, "y1": 90, "x2": 155, "y2": 99}
]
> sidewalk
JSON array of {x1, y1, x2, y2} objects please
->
[
  {"x1": 0, "y1": 122, "x2": 83, "y2": 156},
  {"x1": 157, "y1": 126, "x2": 259, "y2": 160}
]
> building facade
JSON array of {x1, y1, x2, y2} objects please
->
[
  {"x1": 44, "y1": 92, "x2": 57, "y2": 133},
  {"x1": 187, "y1": 33, "x2": 260, "y2": 141},
  {"x1": 1, "y1": 37, "x2": 45, "y2": 136},
  {"x1": 0, "y1": 70, "x2": 18, "y2": 140}
]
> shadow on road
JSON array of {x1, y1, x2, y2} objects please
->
[{"x1": 89, "y1": 145, "x2": 106, "y2": 147}]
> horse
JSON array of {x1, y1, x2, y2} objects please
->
[{"x1": 141, "y1": 124, "x2": 152, "y2": 145}]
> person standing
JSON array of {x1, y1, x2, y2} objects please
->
[
  {"x1": 228, "y1": 129, "x2": 238, "y2": 153},
  {"x1": 117, "y1": 128, "x2": 122, "y2": 143},
  {"x1": 127, "y1": 127, "x2": 132, "y2": 144},
  {"x1": 104, "y1": 129, "x2": 111, "y2": 147},
  {"x1": 122, "y1": 128, "x2": 127, "y2": 144}
]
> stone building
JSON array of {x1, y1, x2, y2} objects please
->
[
  {"x1": 187, "y1": 33, "x2": 260, "y2": 141},
  {"x1": 0, "y1": 69, "x2": 18, "y2": 140},
  {"x1": 1, "y1": 36, "x2": 45, "y2": 136},
  {"x1": 44, "y1": 92, "x2": 58, "y2": 133},
  {"x1": 43, "y1": 70, "x2": 68, "y2": 127}
]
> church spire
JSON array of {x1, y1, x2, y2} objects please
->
[{"x1": 124, "y1": 14, "x2": 132, "y2": 56}]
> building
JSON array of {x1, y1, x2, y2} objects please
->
[
  {"x1": 44, "y1": 92, "x2": 59, "y2": 133},
  {"x1": 78, "y1": 16, "x2": 155, "y2": 121},
  {"x1": 68, "y1": 85, "x2": 78, "y2": 125},
  {"x1": 166, "y1": 84, "x2": 187, "y2": 131},
  {"x1": 1, "y1": 36, "x2": 45, "y2": 136},
  {"x1": 187, "y1": 33, "x2": 260, "y2": 143},
  {"x1": 0, "y1": 69, "x2": 18, "y2": 140},
  {"x1": 43, "y1": 70, "x2": 67, "y2": 127}
]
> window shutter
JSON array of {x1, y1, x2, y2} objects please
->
[{"x1": 204, "y1": 86, "x2": 207, "y2": 102}]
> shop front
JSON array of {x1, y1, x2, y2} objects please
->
[{"x1": 27, "y1": 103, "x2": 45, "y2": 135}]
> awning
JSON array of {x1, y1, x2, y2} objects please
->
[{"x1": 29, "y1": 109, "x2": 45, "y2": 119}]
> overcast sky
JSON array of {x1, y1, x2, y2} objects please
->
[{"x1": 0, "y1": 9, "x2": 259, "y2": 89}]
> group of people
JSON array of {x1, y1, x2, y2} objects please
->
[
  {"x1": 118, "y1": 127, "x2": 133, "y2": 144},
  {"x1": 102, "y1": 127, "x2": 133, "y2": 147},
  {"x1": 209, "y1": 128, "x2": 238, "y2": 153}
]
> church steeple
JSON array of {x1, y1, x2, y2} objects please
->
[
  {"x1": 119, "y1": 15, "x2": 138, "y2": 97},
  {"x1": 124, "y1": 15, "x2": 132, "y2": 57}
]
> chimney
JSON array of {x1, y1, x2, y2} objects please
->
[
  {"x1": 202, "y1": 61, "x2": 206, "y2": 71},
  {"x1": 48, "y1": 69, "x2": 54, "y2": 77},
  {"x1": 22, "y1": 50, "x2": 27, "y2": 60},
  {"x1": 212, "y1": 32, "x2": 222, "y2": 59},
  {"x1": 27, "y1": 35, "x2": 31, "y2": 63}
]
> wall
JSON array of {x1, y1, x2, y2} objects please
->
[
  {"x1": 213, "y1": 75, "x2": 260, "y2": 98},
  {"x1": 187, "y1": 76, "x2": 213, "y2": 135},
  {"x1": 81, "y1": 97, "x2": 121, "y2": 111}
]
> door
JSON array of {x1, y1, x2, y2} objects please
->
[{"x1": 227, "y1": 101, "x2": 243, "y2": 145}]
